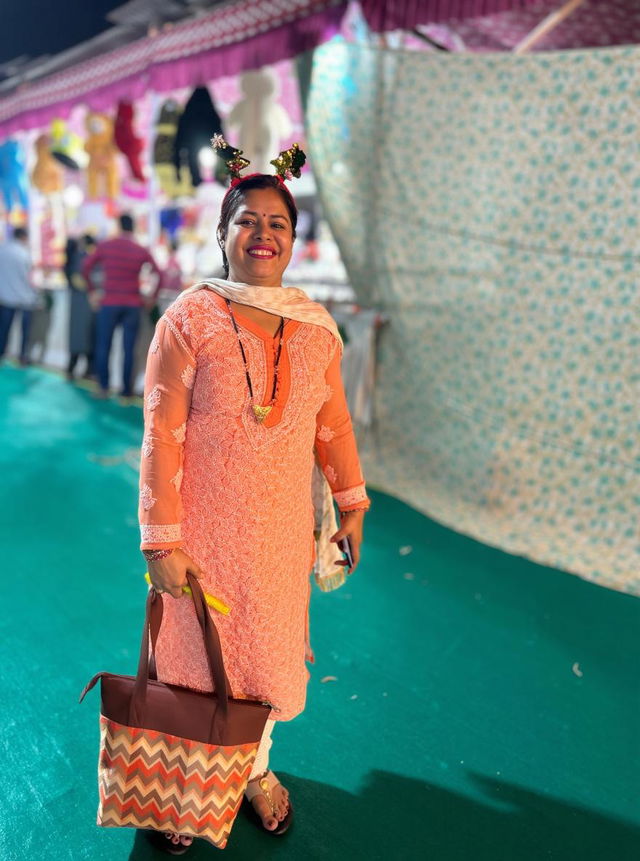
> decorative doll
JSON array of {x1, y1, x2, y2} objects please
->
[
  {"x1": 0, "y1": 140, "x2": 29, "y2": 211},
  {"x1": 31, "y1": 134, "x2": 64, "y2": 195},
  {"x1": 84, "y1": 112, "x2": 119, "y2": 200},
  {"x1": 226, "y1": 69, "x2": 292, "y2": 174},
  {"x1": 173, "y1": 86, "x2": 223, "y2": 187},
  {"x1": 50, "y1": 118, "x2": 85, "y2": 170},
  {"x1": 154, "y1": 99, "x2": 192, "y2": 198},
  {"x1": 114, "y1": 100, "x2": 145, "y2": 182}
]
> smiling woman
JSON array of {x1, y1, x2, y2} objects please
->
[
  {"x1": 136, "y1": 143, "x2": 371, "y2": 852},
  {"x1": 217, "y1": 175, "x2": 298, "y2": 286},
  {"x1": 221, "y1": 181, "x2": 297, "y2": 337}
]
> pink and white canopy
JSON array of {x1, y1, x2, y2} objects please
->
[
  {"x1": 0, "y1": 0, "x2": 637, "y2": 137},
  {"x1": 0, "y1": 0, "x2": 346, "y2": 136}
]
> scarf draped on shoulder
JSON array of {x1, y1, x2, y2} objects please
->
[
  {"x1": 181, "y1": 278, "x2": 342, "y2": 350},
  {"x1": 178, "y1": 278, "x2": 347, "y2": 596}
]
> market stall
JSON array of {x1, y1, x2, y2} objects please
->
[{"x1": 0, "y1": 0, "x2": 372, "y2": 389}]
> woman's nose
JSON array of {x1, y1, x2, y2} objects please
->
[{"x1": 252, "y1": 220, "x2": 271, "y2": 240}]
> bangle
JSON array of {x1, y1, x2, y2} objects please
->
[
  {"x1": 142, "y1": 548, "x2": 176, "y2": 562},
  {"x1": 340, "y1": 506, "x2": 369, "y2": 516}
]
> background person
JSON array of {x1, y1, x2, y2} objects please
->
[
  {"x1": 82, "y1": 213, "x2": 161, "y2": 398},
  {"x1": 157, "y1": 238, "x2": 185, "y2": 315},
  {"x1": 65, "y1": 234, "x2": 97, "y2": 380},
  {"x1": 0, "y1": 226, "x2": 38, "y2": 365}
]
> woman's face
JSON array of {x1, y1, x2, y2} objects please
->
[{"x1": 223, "y1": 188, "x2": 294, "y2": 287}]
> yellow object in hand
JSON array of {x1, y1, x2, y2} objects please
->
[{"x1": 144, "y1": 572, "x2": 230, "y2": 615}]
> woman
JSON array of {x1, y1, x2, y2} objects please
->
[{"x1": 139, "y1": 144, "x2": 369, "y2": 853}]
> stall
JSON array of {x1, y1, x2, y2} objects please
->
[{"x1": 0, "y1": 0, "x2": 373, "y2": 391}]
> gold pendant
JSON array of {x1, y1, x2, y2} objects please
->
[{"x1": 252, "y1": 404, "x2": 272, "y2": 423}]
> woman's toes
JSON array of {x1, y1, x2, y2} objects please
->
[
  {"x1": 247, "y1": 776, "x2": 290, "y2": 829},
  {"x1": 255, "y1": 797, "x2": 278, "y2": 830},
  {"x1": 277, "y1": 791, "x2": 289, "y2": 819}
]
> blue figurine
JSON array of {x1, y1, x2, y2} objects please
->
[{"x1": 0, "y1": 140, "x2": 29, "y2": 212}]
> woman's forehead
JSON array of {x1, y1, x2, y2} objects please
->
[{"x1": 236, "y1": 188, "x2": 290, "y2": 218}]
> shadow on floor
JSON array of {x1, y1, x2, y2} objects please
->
[{"x1": 126, "y1": 769, "x2": 639, "y2": 861}]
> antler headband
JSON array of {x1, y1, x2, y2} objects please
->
[{"x1": 211, "y1": 134, "x2": 306, "y2": 192}]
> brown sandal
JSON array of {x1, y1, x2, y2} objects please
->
[{"x1": 244, "y1": 770, "x2": 294, "y2": 835}]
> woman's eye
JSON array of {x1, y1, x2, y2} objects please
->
[
  {"x1": 238, "y1": 219, "x2": 254, "y2": 226},
  {"x1": 272, "y1": 223, "x2": 284, "y2": 230}
]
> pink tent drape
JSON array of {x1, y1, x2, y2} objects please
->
[{"x1": 0, "y1": 0, "x2": 346, "y2": 137}]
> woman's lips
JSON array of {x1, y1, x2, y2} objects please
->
[{"x1": 247, "y1": 246, "x2": 276, "y2": 258}]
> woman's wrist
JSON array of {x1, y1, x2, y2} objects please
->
[{"x1": 142, "y1": 547, "x2": 178, "y2": 562}]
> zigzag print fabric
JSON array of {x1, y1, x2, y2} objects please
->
[{"x1": 96, "y1": 716, "x2": 258, "y2": 848}]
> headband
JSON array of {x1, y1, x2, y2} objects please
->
[{"x1": 211, "y1": 133, "x2": 306, "y2": 200}]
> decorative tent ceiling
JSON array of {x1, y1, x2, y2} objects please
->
[
  {"x1": 360, "y1": 0, "x2": 541, "y2": 31},
  {"x1": 0, "y1": 0, "x2": 345, "y2": 136},
  {"x1": 0, "y1": 0, "x2": 638, "y2": 137},
  {"x1": 409, "y1": 0, "x2": 640, "y2": 52}
]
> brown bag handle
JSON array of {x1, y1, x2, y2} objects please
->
[{"x1": 129, "y1": 573, "x2": 231, "y2": 738}]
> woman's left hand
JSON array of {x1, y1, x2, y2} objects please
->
[{"x1": 331, "y1": 509, "x2": 366, "y2": 574}]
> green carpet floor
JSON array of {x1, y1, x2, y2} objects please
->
[{"x1": 0, "y1": 364, "x2": 638, "y2": 861}]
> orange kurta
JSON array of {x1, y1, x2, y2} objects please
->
[{"x1": 139, "y1": 289, "x2": 369, "y2": 720}]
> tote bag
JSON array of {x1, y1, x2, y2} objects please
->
[{"x1": 80, "y1": 573, "x2": 271, "y2": 849}]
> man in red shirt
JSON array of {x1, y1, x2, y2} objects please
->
[{"x1": 83, "y1": 214, "x2": 160, "y2": 398}]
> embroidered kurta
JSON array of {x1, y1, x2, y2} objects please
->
[{"x1": 139, "y1": 289, "x2": 369, "y2": 720}]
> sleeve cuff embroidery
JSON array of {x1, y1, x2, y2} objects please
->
[
  {"x1": 334, "y1": 485, "x2": 369, "y2": 510},
  {"x1": 140, "y1": 523, "x2": 182, "y2": 543}
]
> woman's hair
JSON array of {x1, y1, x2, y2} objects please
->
[{"x1": 216, "y1": 175, "x2": 298, "y2": 278}]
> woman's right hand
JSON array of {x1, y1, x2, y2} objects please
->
[{"x1": 147, "y1": 549, "x2": 203, "y2": 599}]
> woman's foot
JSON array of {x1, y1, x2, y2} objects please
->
[
  {"x1": 245, "y1": 770, "x2": 293, "y2": 834},
  {"x1": 144, "y1": 830, "x2": 193, "y2": 855}
]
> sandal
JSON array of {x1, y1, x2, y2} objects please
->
[
  {"x1": 144, "y1": 830, "x2": 194, "y2": 855},
  {"x1": 244, "y1": 770, "x2": 294, "y2": 836}
]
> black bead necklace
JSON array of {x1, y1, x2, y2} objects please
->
[{"x1": 225, "y1": 298, "x2": 285, "y2": 423}]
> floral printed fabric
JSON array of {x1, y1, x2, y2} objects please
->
[{"x1": 307, "y1": 42, "x2": 640, "y2": 594}]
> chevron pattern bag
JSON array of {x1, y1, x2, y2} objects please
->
[{"x1": 80, "y1": 573, "x2": 271, "y2": 849}]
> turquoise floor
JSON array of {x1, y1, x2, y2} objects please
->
[{"x1": 0, "y1": 364, "x2": 638, "y2": 860}]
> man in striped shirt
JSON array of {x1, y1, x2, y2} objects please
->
[{"x1": 83, "y1": 214, "x2": 160, "y2": 398}]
